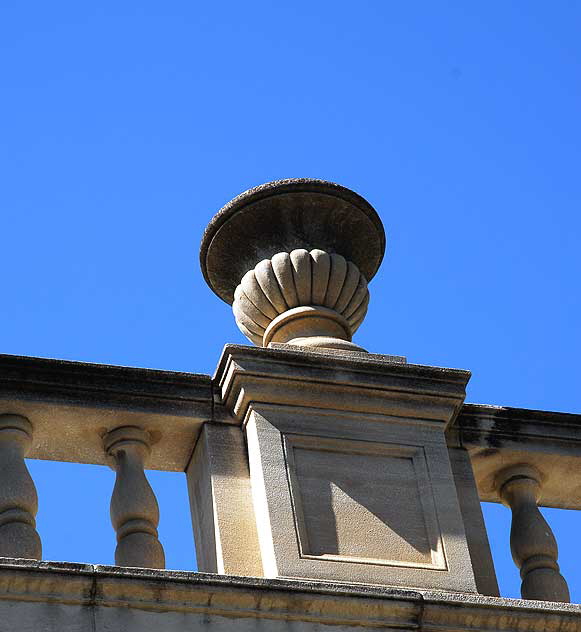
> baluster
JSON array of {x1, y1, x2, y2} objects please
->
[
  {"x1": 0, "y1": 414, "x2": 42, "y2": 559},
  {"x1": 497, "y1": 465, "x2": 569, "y2": 602},
  {"x1": 103, "y1": 426, "x2": 165, "y2": 569}
]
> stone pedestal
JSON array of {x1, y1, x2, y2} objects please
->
[
  {"x1": 210, "y1": 344, "x2": 481, "y2": 593},
  {"x1": 195, "y1": 178, "x2": 496, "y2": 594}
]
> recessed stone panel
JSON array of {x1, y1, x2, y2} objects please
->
[{"x1": 285, "y1": 435, "x2": 445, "y2": 569}]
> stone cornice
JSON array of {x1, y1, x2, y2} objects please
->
[
  {"x1": 0, "y1": 559, "x2": 579, "y2": 631},
  {"x1": 215, "y1": 344, "x2": 471, "y2": 425}
]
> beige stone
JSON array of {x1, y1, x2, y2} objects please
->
[
  {"x1": 0, "y1": 354, "x2": 213, "y2": 472},
  {"x1": 186, "y1": 423, "x2": 262, "y2": 576},
  {"x1": 232, "y1": 249, "x2": 369, "y2": 350},
  {"x1": 1, "y1": 559, "x2": 580, "y2": 632},
  {"x1": 104, "y1": 426, "x2": 165, "y2": 569},
  {"x1": 263, "y1": 306, "x2": 353, "y2": 347},
  {"x1": 0, "y1": 414, "x2": 41, "y2": 560},
  {"x1": 215, "y1": 344, "x2": 478, "y2": 592},
  {"x1": 455, "y1": 404, "x2": 581, "y2": 510},
  {"x1": 448, "y1": 446, "x2": 499, "y2": 596},
  {"x1": 496, "y1": 464, "x2": 569, "y2": 602}
]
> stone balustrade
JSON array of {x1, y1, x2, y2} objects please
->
[
  {"x1": 0, "y1": 178, "x2": 578, "y2": 609},
  {"x1": 0, "y1": 352, "x2": 577, "y2": 605},
  {"x1": 452, "y1": 404, "x2": 580, "y2": 603},
  {"x1": 0, "y1": 352, "x2": 211, "y2": 570}
]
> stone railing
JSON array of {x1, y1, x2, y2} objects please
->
[
  {"x1": 1, "y1": 179, "x2": 578, "y2": 616},
  {"x1": 0, "y1": 352, "x2": 212, "y2": 570},
  {"x1": 449, "y1": 404, "x2": 580, "y2": 603},
  {"x1": 0, "y1": 350, "x2": 578, "y2": 606}
]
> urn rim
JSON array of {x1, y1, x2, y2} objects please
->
[{"x1": 200, "y1": 178, "x2": 386, "y2": 304}]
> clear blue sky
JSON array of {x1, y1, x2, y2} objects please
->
[{"x1": 2, "y1": 1, "x2": 580, "y2": 600}]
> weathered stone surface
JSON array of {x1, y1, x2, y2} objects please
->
[
  {"x1": 0, "y1": 353, "x2": 213, "y2": 471},
  {"x1": 186, "y1": 423, "x2": 262, "y2": 576},
  {"x1": 215, "y1": 344, "x2": 469, "y2": 422},
  {"x1": 448, "y1": 446, "x2": 499, "y2": 596},
  {"x1": 497, "y1": 465, "x2": 569, "y2": 602},
  {"x1": 1, "y1": 559, "x2": 580, "y2": 631},
  {"x1": 3, "y1": 345, "x2": 580, "y2": 612},
  {"x1": 0, "y1": 414, "x2": 41, "y2": 560},
  {"x1": 200, "y1": 179, "x2": 385, "y2": 305},
  {"x1": 104, "y1": 426, "x2": 165, "y2": 569},
  {"x1": 268, "y1": 342, "x2": 407, "y2": 363},
  {"x1": 451, "y1": 404, "x2": 581, "y2": 509},
  {"x1": 232, "y1": 249, "x2": 369, "y2": 348},
  {"x1": 215, "y1": 344, "x2": 476, "y2": 592},
  {"x1": 201, "y1": 180, "x2": 384, "y2": 351}
]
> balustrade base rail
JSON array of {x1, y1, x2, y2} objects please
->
[{"x1": 0, "y1": 557, "x2": 580, "y2": 632}]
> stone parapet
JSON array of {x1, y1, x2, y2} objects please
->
[
  {"x1": 0, "y1": 177, "x2": 578, "y2": 611},
  {"x1": 1, "y1": 350, "x2": 579, "y2": 604}
]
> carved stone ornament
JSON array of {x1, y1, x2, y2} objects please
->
[{"x1": 200, "y1": 179, "x2": 385, "y2": 351}]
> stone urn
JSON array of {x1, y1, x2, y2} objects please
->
[{"x1": 200, "y1": 178, "x2": 385, "y2": 351}]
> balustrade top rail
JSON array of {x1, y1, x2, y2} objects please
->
[
  {"x1": 452, "y1": 403, "x2": 581, "y2": 510},
  {"x1": 0, "y1": 352, "x2": 216, "y2": 471}
]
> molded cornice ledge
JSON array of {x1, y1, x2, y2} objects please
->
[
  {"x1": 214, "y1": 344, "x2": 471, "y2": 426},
  {"x1": 0, "y1": 559, "x2": 579, "y2": 632}
]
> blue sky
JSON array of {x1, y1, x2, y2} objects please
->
[{"x1": 1, "y1": 2, "x2": 580, "y2": 600}]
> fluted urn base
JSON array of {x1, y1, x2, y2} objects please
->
[
  {"x1": 263, "y1": 306, "x2": 367, "y2": 352},
  {"x1": 232, "y1": 248, "x2": 371, "y2": 350}
]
